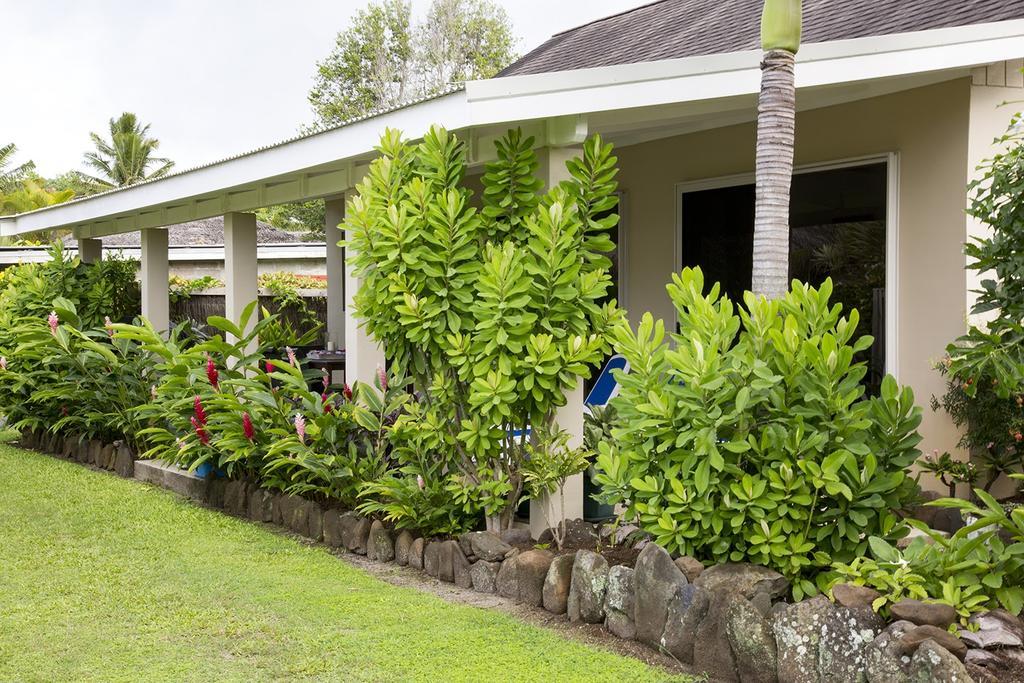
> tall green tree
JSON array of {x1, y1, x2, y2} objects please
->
[
  {"x1": 308, "y1": 0, "x2": 516, "y2": 128},
  {"x1": 81, "y1": 113, "x2": 174, "y2": 189},
  {"x1": 0, "y1": 143, "x2": 35, "y2": 194},
  {"x1": 751, "y1": 0, "x2": 802, "y2": 299}
]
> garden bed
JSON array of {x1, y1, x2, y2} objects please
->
[{"x1": 20, "y1": 428, "x2": 1022, "y2": 683}]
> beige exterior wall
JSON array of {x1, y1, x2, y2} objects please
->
[{"x1": 614, "y1": 78, "x2": 986, "y2": 470}]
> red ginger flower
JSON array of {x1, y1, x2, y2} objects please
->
[
  {"x1": 322, "y1": 393, "x2": 332, "y2": 414},
  {"x1": 242, "y1": 412, "x2": 255, "y2": 441},
  {"x1": 193, "y1": 395, "x2": 208, "y2": 425},
  {"x1": 265, "y1": 360, "x2": 274, "y2": 374},
  {"x1": 205, "y1": 354, "x2": 219, "y2": 390},
  {"x1": 342, "y1": 383, "x2": 353, "y2": 401},
  {"x1": 191, "y1": 416, "x2": 210, "y2": 445}
]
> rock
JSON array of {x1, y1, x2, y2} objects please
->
[
  {"x1": 891, "y1": 599, "x2": 957, "y2": 628},
  {"x1": 909, "y1": 639, "x2": 974, "y2": 682},
  {"x1": 542, "y1": 553, "x2": 576, "y2": 614},
  {"x1": 817, "y1": 602, "x2": 886, "y2": 681},
  {"x1": 394, "y1": 530, "x2": 414, "y2": 566},
  {"x1": 337, "y1": 512, "x2": 358, "y2": 549},
  {"x1": 462, "y1": 531, "x2": 513, "y2": 562},
  {"x1": 423, "y1": 541, "x2": 442, "y2": 578},
  {"x1": 88, "y1": 440, "x2": 103, "y2": 465},
  {"x1": 224, "y1": 480, "x2": 250, "y2": 517},
  {"x1": 247, "y1": 488, "x2": 274, "y2": 523},
  {"x1": 497, "y1": 555, "x2": 519, "y2": 599},
  {"x1": 692, "y1": 590, "x2": 741, "y2": 682},
  {"x1": 206, "y1": 477, "x2": 227, "y2": 509},
  {"x1": 694, "y1": 562, "x2": 790, "y2": 602},
  {"x1": 969, "y1": 609, "x2": 1024, "y2": 647},
  {"x1": 369, "y1": 521, "x2": 394, "y2": 563},
  {"x1": 899, "y1": 624, "x2": 968, "y2": 661},
  {"x1": 661, "y1": 584, "x2": 709, "y2": 665},
  {"x1": 452, "y1": 544, "x2": 473, "y2": 589},
  {"x1": 500, "y1": 528, "x2": 532, "y2": 546},
  {"x1": 633, "y1": 543, "x2": 689, "y2": 649},
  {"x1": 98, "y1": 444, "x2": 115, "y2": 470},
  {"x1": 725, "y1": 594, "x2": 778, "y2": 683},
  {"x1": 604, "y1": 565, "x2": 636, "y2": 640},
  {"x1": 516, "y1": 549, "x2": 554, "y2": 607},
  {"x1": 773, "y1": 595, "x2": 833, "y2": 683},
  {"x1": 931, "y1": 507, "x2": 966, "y2": 534},
  {"x1": 305, "y1": 501, "x2": 324, "y2": 541},
  {"x1": 348, "y1": 517, "x2": 371, "y2": 555},
  {"x1": 322, "y1": 509, "x2": 344, "y2": 547},
  {"x1": 539, "y1": 519, "x2": 598, "y2": 549},
  {"x1": 959, "y1": 628, "x2": 1022, "y2": 650},
  {"x1": 864, "y1": 620, "x2": 916, "y2": 683},
  {"x1": 113, "y1": 444, "x2": 134, "y2": 478},
  {"x1": 471, "y1": 560, "x2": 501, "y2": 593},
  {"x1": 603, "y1": 523, "x2": 641, "y2": 545},
  {"x1": 674, "y1": 555, "x2": 704, "y2": 582},
  {"x1": 437, "y1": 539, "x2": 458, "y2": 582},
  {"x1": 831, "y1": 582, "x2": 882, "y2": 611},
  {"x1": 283, "y1": 496, "x2": 309, "y2": 536},
  {"x1": 966, "y1": 646, "x2": 1024, "y2": 683},
  {"x1": 60, "y1": 437, "x2": 76, "y2": 459},
  {"x1": 408, "y1": 537, "x2": 425, "y2": 570},
  {"x1": 568, "y1": 550, "x2": 609, "y2": 624}
]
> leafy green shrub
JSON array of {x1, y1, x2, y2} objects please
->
[
  {"x1": 595, "y1": 268, "x2": 922, "y2": 597},
  {"x1": 345, "y1": 126, "x2": 622, "y2": 530},
  {"x1": 168, "y1": 275, "x2": 221, "y2": 304},
  {"x1": 829, "y1": 480, "x2": 1024, "y2": 620}
]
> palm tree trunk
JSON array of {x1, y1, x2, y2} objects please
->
[{"x1": 751, "y1": 48, "x2": 796, "y2": 300}]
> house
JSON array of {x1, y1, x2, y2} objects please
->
[{"x1": 3, "y1": 0, "x2": 1023, "y2": 517}]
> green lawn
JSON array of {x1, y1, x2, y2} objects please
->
[{"x1": 0, "y1": 446, "x2": 685, "y2": 682}]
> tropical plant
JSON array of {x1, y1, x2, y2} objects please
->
[
  {"x1": 594, "y1": 268, "x2": 922, "y2": 597},
  {"x1": 752, "y1": 0, "x2": 802, "y2": 299},
  {"x1": 0, "y1": 179, "x2": 74, "y2": 215},
  {"x1": 345, "y1": 126, "x2": 623, "y2": 530},
  {"x1": 522, "y1": 427, "x2": 592, "y2": 549},
  {"x1": 81, "y1": 112, "x2": 174, "y2": 189},
  {"x1": 918, "y1": 450, "x2": 980, "y2": 498},
  {"x1": 0, "y1": 143, "x2": 35, "y2": 193}
]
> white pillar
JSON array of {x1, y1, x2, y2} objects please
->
[
  {"x1": 140, "y1": 228, "x2": 169, "y2": 333},
  {"x1": 530, "y1": 145, "x2": 586, "y2": 536},
  {"x1": 79, "y1": 237, "x2": 102, "y2": 264},
  {"x1": 344, "y1": 223, "x2": 385, "y2": 388},
  {"x1": 223, "y1": 212, "x2": 259, "y2": 345},
  {"x1": 325, "y1": 198, "x2": 345, "y2": 346}
]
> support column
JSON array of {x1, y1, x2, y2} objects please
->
[
  {"x1": 344, "y1": 222, "x2": 385, "y2": 388},
  {"x1": 223, "y1": 212, "x2": 259, "y2": 346},
  {"x1": 140, "y1": 228, "x2": 169, "y2": 333},
  {"x1": 530, "y1": 145, "x2": 585, "y2": 536},
  {"x1": 325, "y1": 198, "x2": 345, "y2": 346},
  {"x1": 79, "y1": 237, "x2": 102, "y2": 264}
]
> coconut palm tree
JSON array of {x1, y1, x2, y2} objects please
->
[
  {"x1": 751, "y1": 0, "x2": 802, "y2": 299},
  {"x1": 81, "y1": 112, "x2": 174, "y2": 189},
  {"x1": 0, "y1": 143, "x2": 36, "y2": 194}
]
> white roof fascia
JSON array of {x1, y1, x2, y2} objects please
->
[
  {"x1": 0, "y1": 92, "x2": 468, "y2": 237},
  {"x1": 464, "y1": 19, "x2": 1024, "y2": 123}
]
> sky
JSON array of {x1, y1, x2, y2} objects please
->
[{"x1": 1, "y1": 0, "x2": 645, "y2": 178}]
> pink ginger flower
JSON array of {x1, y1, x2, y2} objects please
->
[
  {"x1": 241, "y1": 412, "x2": 255, "y2": 441},
  {"x1": 104, "y1": 316, "x2": 114, "y2": 337},
  {"x1": 376, "y1": 366, "x2": 387, "y2": 391},
  {"x1": 205, "y1": 354, "x2": 219, "y2": 390},
  {"x1": 193, "y1": 395, "x2": 208, "y2": 425},
  {"x1": 0, "y1": 357, "x2": 7, "y2": 371},
  {"x1": 150, "y1": 384, "x2": 158, "y2": 400},
  {"x1": 322, "y1": 369, "x2": 330, "y2": 391},
  {"x1": 265, "y1": 360, "x2": 274, "y2": 374},
  {"x1": 416, "y1": 474, "x2": 425, "y2": 490},
  {"x1": 294, "y1": 413, "x2": 306, "y2": 444},
  {"x1": 47, "y1": 311, "x2": 59, "y2": 335},
  {"x1": 286, "y1": 346, "x2": 297, "y2": 367},
  {"x1": 342, "y1": 383, "x2": 353, "y2": 401}
]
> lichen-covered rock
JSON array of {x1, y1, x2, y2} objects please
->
[
  {"x1": 497, "y1": 554, "x2": 519, "y2": 599},
  {"x1": 423, "y1": 540, "x2": 442, "y2": 578},
  {"x1": 773, "y1": 595, "x2": 833, "y2": 683},
  {"x1": 891, "y1": 599, "x2": 957, "y2": 629},
  {"x1": 338, "y1": 512, "x2": 361, "y2": 550},
  {"x1": 369, "y1": 521, "x2": 394, "y2": 563},
  {"x1": 305, "y1": 500, "x2": 324, "y2": 541},
  {"x1": 206, "y1": 477, "x2": 227, "y2": 509},
  {"x1": 224, "y1": 480, "x2": 251, "y2": 517},
  {"x1": 517, "y1": 549, "x2": 554, "y2": 607},
  {"x1": 693, "y1": 590, "x2": 741, "y2": 682},
  {"x1": 435, "y1": 539, "x2": 462, "y2": 583},
  {"x1": 542, "y1": 553, "x2": 576, "y2": 614},
  {"x1": 322, "y1": 509, "x2": 344, "y2": 547},
  {"x1": 500, "y1": 528, "x2": 531, "y2": 546},
  {"x1": 471, "y1": 560, "x2": 501, "y2": 593},
  {"x1": 98, "y1": 444, "x2": 115, "y2": 470},
  {"x1": 966, "y1": 646, "x2": 1024, "y2": 682},
  {"x1": 817, "y1": 603, "x2": 885, "y2": 681},
  {"x1": 661, "y1": 584, "x2": 709, "y2": 665},
  {"x1": 604, "y1": 565, "x2": 636, "y2": 640},
  {"x1": 863, "y1": 620, "x2": 915, "y2": 683},
  {"x1": 908, "y1": 639, "x2": 974, "y2": 682},
  {"x1": 568, "y1": 550, "x2": 609, "y2": 624},
  {"x1": 394, "y1": 530, "x2": 414, "y2": 566},
  {"x1": 113, "y1": 444, "x2": 134, "y2": 478},
  {"x1": 634, "y1": 543, "x2": 688, "y2": 649},
  {"x1": 408, "y1": 537, "x2": 425, "y2": 570},
  {"x1": 674, "y1": 555, "x2": 704, "y2": 583},
  {"x1": 967, "y1": 609, "x2": 1024, "y2": 649},
  {"x1": 725, "y1": 593, "x2": 778, "y2": 683},
  {"x1": 284, "y1": 497, "x2": 310, "y2": 536},
  {"x1": 348, "y1": 517, "x2": 371, "y2": 555},
  {"x1": 247, "y1": 488, "x2": 274, "y2": 523},
  {"x1": 899, "y1": 624, "x2": 967, "y2": 661},
  {"x1": 694, "y1": 562, "x2": 789, "y2": 601},
  {"x1": 452, "y1": 545, "x2": 473, "y2": 589},
  {"x1": 461, "y1": 531, "x2": 513, "y2": 562},
  {"x1": 831, "y1": 583, "x2": 882, "y2": 611}
]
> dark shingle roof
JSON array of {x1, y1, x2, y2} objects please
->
[
  {"x1": 499, "y1": 0, "x2": 1024, "y2": 77},
  {"x1": 63, "y1": 217, "x2": 302, "y2": 248}
]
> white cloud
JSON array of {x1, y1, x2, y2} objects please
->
[{"x1": 1, "y1": 0, "x2": 639, "y2": 177}]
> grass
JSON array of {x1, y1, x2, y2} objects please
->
[{"x1": 0, "y1": 446, "x2": 688, "y2": 682}]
